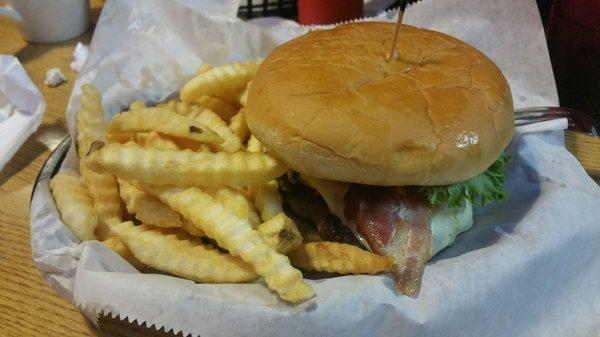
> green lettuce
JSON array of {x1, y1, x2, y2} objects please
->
[{"x1": 421, "y1": 154, "x2": 510, "y2": 209}]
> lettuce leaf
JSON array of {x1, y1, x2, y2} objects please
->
[{"x1": 421, "y1": 154, "x2": 510, "y2": 209}]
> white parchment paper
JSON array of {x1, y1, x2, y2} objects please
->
[
  {"x1": 29, "y1": 0, "x2": 600, "y2": 336},
  {"x1": 0, "y1": 56, "x2": 45, "y2": 171}
]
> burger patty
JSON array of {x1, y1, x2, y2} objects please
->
[{"x1": 277, "y1": 174, "x2": 362, "y2": 247}]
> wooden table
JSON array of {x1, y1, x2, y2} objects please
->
[{"x1": 0, "y1": 2, "x2": 174, "y2": 336}]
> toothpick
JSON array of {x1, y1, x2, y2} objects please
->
[{"x1": 386, "y1": 0, "x2": 409, "y2": 63}]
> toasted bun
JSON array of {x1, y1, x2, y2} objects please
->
[{"x1": 246, "y1": 22, "x2": 514, "y2": 186}]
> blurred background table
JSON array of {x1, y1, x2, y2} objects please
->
[
  {"x1": 0, "y1": 1, "x2": 175, "y2": 336},
  {"x1": 0, "y1": 0, "x2": 597, "y2": 336}
]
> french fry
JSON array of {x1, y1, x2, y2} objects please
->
[
  {"x1": 76, "y1": 84, "x2": 122, "y2": 240},
  {"x1": 288, "y1": 242, "x2": 396, "y2": 275},
  {"x1": 186, "y1": 108, "x2": 242, "y2": 153},
  {"x1": 118, "y1": 179, "x2": 183, "y2": 228},
  {"x1": 193, "y1": 95, "x2": 237, "y2": 122},
  {"x1": 86, "y1": 142, "x2": 287, "y2": 187},
  {"x1": 254, "y1": 180, "x2": 283, "y2": 222},
  {"x1": 256, "y1": 213, "x2": 302, "y2": 254},
  {"x1": 110, "y1": 222, "x2": 258, "y2": 283},
  {"x1": 50, "y1": 172, "x2": 97, "y2": 241},
  {"x1": 107, "y1": 107, "x2": 223, "y2": 145},
  {"x1": 76, "y1": 84, "x2": 106, "y2": 161},
  {"x1": 197, "y1": 63, "x2": 213, "y2": 75},
  {"x1": 156, "y1": 99, "x2": 201, "y2": 116},
  {"x1": 134, "y1": 131, "x2": 180, "y2": 151},
  {"x1": 80, "y1": 166, "x2": 122, "y2": 240},
  {"x1": 203, "y1": 186, "x2": 261, "y2": 228},
  {"x1": 181, "y1": 61, "x2": 261, "y2": 105},
  {"x1": 102, "y1": 236, "x2": 145, "y2": 269},
  {"x1": 229, "y1": 109, "x2": 250, "y2": 143},
  {"x1": 128, "y1": 100, "x2": 146, "y2": 112},
  {"x1": 246, "y1": 135, "x2": 263, "y2": 153},
  {"x1": 141, "y1": 185, "x2": 313, "y2": 302},
  {"x1": 237, "y1": 81, "x2": 251, "y2": 107}
]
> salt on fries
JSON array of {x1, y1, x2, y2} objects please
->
[{"x1": 48, "y1": 61, "x2": 395, "y2": 304}]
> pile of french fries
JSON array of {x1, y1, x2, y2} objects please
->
[{"x1": 49, "y1": 61, "x2": 395, "y2": 303}]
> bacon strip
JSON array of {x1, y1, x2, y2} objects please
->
[{"x1": 344, "y1": 185, "x2": 432, "y2": 296}]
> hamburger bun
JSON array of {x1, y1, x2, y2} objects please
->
[{"x1": 245, "y1": 22, "x2": 514, "y2": 186}]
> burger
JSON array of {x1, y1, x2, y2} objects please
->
[{"x1": 245, "y1": 22, "x2": 514, "y2": 296}]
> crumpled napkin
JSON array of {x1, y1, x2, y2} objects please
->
[{"x1": 0, "y1": 56, "x2": 45, "y2": 171}]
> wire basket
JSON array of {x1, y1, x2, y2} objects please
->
[{"x1": 238, "y1": 0, "x2": 298, "y2": 19}]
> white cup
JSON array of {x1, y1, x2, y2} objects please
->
[{"x1": 0, "y1": 0, "x2": 90, "y2": 43}]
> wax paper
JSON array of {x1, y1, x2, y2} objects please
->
[{"x1": 29, "y1": 0, "x2": 600, "y2": 336}]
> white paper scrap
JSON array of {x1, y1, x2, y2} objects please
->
[
  {"x1": 28, "y1": 0, "x2": 600, "y2": 336},
  {"x1": 44, "y1": 68, "x2": 67, "y2": 87},
  {"x1": 70, "y1": 42, "x2": 89, "y2": 73},
  {"x1": 0, "y1": 55, "x2": 45, "y2": 171}
]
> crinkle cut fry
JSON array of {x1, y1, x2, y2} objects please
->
[
  {"x1": 86, "y1": 142, "x2": 287, "y2": 187},
  {"x1": 101, "y1": 236, "x2": 145, "y2": 269},
  {"x1": 180, "y1": 61, "x2": 261, "y2": 104},
  {"x1": 80, "y1": 165, "x2": 122, "y2": 240},
  {"x1": 229, "y1": 109, "x2": 250, "y2": 143},
  {"x1": 140, "y1": 185, "x2": 313, "y2": 302},
  {"x1": 254, "y1": 180, "x2": 284, "y2": 222},
  {"x1": 110, "y1": 222, "x2": 258, "y2": 283},
  {"x1": 289, "y1": 242, "x2": 396, "y2": 275},
  {"x1": 185, "y1": 108, "x2": 242, "y2": 153},
  {"x1": 255, "y1": 213, "x2": 302, "y2": 254},
  {"x1": 49, "y1": 172, "x2": 98, "y2": 241},
  {"x1": 107, "y1": 107, "x2": 223, "y2": 145},
  {"x1": 76, "y1": 84, "x2": 122, "y2": 240},
  {"x1": 118, "y1": 179, "x2": 184, "y2": 229},
  {"x1": 77, "y1": 84, "x2": 106, "y2": 161},
  {"x1": 194, "y1": 95, "x2": 238, "y2": 123}
]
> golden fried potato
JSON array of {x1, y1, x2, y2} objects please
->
[
  {"x1": 186, "y1": 108, "x2": 242, "y2": 153},
  {"x1": 50, "y1": 172, "x2": 98, "y2": 241},
  {"x1": 246, "y1": 135, "x2": 263, "y2": 153},
  {"x1": 87, "y1": 142, "x2": 287, "y2": 187},
  {"x1": 128, "y1": 100, "x2": 146, "y2": 112},
  {"x1": 256, "y1": 213, "x2": 302, "y2": 254},
  {"x1": 203, "y1": 186, "x2": 261, "y2": 228},
  {"x1": 193, "y1": 95, "x2": 238, "y2": 122},
  {"x1": 253, "y1": 180, "x2": 283, "y2": 222},
  {"x1": 197, "y1": 63, "x2": 213, "y2": 75},
  {"x1": 140, "y1": 185, "x2": 313, "y2": 302},
  {"x1": 101, "y1": 236, "x2": 145, "y2": 269},
  {"x1": 76, "y1": 84, "x2": 106, "y2": 161},
  {"x1": 289, "y1": 242, "x2": 396, "y2": 275},
  {"x1": 76, "y1": 85, "x2": 122, "y2": 240},
  {"x1": 80, "y1": 165, "x2": 122, "y2": 240},
  {"x1": 237, "y1": 81, "x2": 251, "y2": 107},
  {"x1": 229, "y1": 109, "x2": 250, "y2": 143},
  {"x1": 118, "y1": 179, "x2": 183, "y2": 229},
  {"x1": 181, "y1": 61, "x2": 261, "y2": 105},
  {"x1": 107, "y1": 107, "x2": 223, "y2": 145},
  {"x1": 110, "y1": 222, "x2": 257, "y2": 283},
  {"x1": 133, "y1": 131, "x2": 180, "y2": 151}
]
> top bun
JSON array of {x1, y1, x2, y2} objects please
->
[{"x1": 245, "y1": 22, "x2": 514, "y2": 186}]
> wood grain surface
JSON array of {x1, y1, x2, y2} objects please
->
[
  {"x1": 0, "y1": 1, "x2": 176, "y2": 336},
  {"x1": 0, "y1": 2, "x2": 598, "y2": 337}
]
